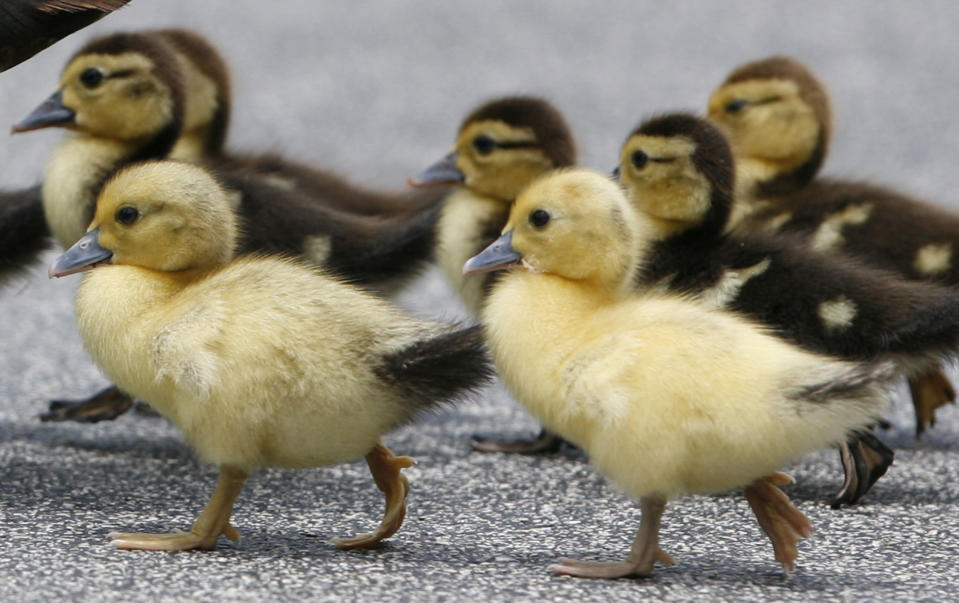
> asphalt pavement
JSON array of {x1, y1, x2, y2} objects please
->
[{"x1": 2, "y1": 2, "x2": 959, "y2": 601}]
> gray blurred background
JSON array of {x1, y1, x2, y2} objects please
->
[{"x1": 1, "y1": 2, "x2": 958, "y2": 601}]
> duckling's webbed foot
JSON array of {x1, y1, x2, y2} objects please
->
[
  {"x1": 41, "y1": 385, "x2": 135, "y2": 423},
  {"x1": 550, "y1": 496, "x2": 673, "y2": 580},
  {"x1": 111, "y1": 466, "x2": 247, "y2": 551},
  {"x1": 908, "y1": 366, "x2": 956, "y2": 438},
  {"x1": 744, "y1": 472, "x2": 812, "y2": 573},
  {"x1": 469, "y1": 427, "x2": 567, "y2": 454},
  {"x1": 332, "y1": 443, "x2": 413, "y2": 549},
  {"x1": 831, "y1": 430, "x2": 893, "y2": 508}
]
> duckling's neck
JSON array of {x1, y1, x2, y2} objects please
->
[
  {"x1": 482, "y1": 270, "x2": 621, "y2": 448},
  {"x1": 643, "y1": 215, "x2": 700, "y2": 241},
  {"x1": 438, "y1": 187, "x2": 512, "y2": 316},
  {"x1": 43, "y1": 134, "x2": 135, "y2": 249},
  {"x1": 75, "y1": 265, "x2": 197, "y2": 410}
]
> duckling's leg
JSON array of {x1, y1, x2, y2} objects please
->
[
  {"x1": 831, "y1": 430, "x2": 893, "y2": 508},
  {"x1": 744, "y1": 472, "x2": 812, "y2": 573},
  {"x1": 551, "y1": 495, "x2": 675, "y2": 579},
  {"x1": 110, "y1": 465, "x2": 247, "y2": 551},
  {"x1": 470, "y1": 428, "x2": 566, "y2": 454},
  {"x1": 332, "y1": 443, "x2": 414, "y2": 549},
  {"x1": 909, "y1": 366, "x2": 956, "y2": 438},
  {"x1": 41, "y1": 385, "x2": 134, "y2": 423}
]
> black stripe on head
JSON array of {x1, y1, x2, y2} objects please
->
[
  {"x1": 724, "y1": 56, "x2": 831, "y2": 192},
  {"x1": 634, "y1": 113, "x2": 735, "y2": 237},
  {"x1": 460, "y1": 96, "x2": 577, "y2": 167},
  {"x1": 71, "y1": 32, "x2": 185, "y2": 160}
]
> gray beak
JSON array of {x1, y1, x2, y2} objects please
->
[
  {"x1": 408, "y1": 152, "x2": 464, "y2": 187},
  {"x1": 463, "y1": 231, "x2": 521, "y2": 275},
  {"x1": 49, "y1": 229, "x2": 113, "y2": 278}
]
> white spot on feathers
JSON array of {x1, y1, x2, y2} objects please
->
[
  {"x1": 914, "y1": 242, "x2": 952, "y2": 276},
  {"x1": 818, "y1": 296, "x2": 857, "y2": 332}
]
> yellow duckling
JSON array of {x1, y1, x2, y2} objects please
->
[
  {"x1": 49, "y1": 160, "x2": 492, "y2": 552},
  {"x1": 465, "y1": 169, "x2": 891, "y2": 578}
]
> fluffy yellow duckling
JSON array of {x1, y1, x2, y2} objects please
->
[
  {"x1": 49, "y1": 160, "x2": 492, "y2": 552},
  {"x1": 464, "y1": 169, "x2": 891, "y2": 578}
]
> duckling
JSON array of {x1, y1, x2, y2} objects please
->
[
  {"x1": 617, "y1": 113, "x2": 959, "y2": 506},
  {"x1": 408, "y1": 96, "x2": 576, "y2": 454},
  {"x1": 49, "y1": 160, "x2": 492, "y2": 552},
  {"x1": 0, "y1": 0, "x2": 128, "y2": 72},
  {"x1": 708, "y1": 55, "x2": 959, "y2": 436},
  {"x1": 12, "y1": 30, "x2": 445, "y2": 423},
  {"x1": 464, "y1": 168, "x2": 892, "y2": 578}
]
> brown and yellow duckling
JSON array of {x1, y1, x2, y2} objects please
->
[
  {"x1": 708, "y1": 55, "x2": 959, "y2": 436},
  {"x1": 464, "y1": 169, "x2": 892, "y2": 578},
  {"x1": 49, "y1": 160, "x2": 492, "y2": 552},
  {"x1": 409, "y1": 95, "x2": 577, "y2": 454},
  {"x1": 11, "y1": 30, "x2": 444, "y2": 422},
  {"x1": 617, "y1": 113, "x2": 959, "y2": 506}
]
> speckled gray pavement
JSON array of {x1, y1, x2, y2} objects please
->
[{"x1": 2, "y1": 2, "x2": 959, "y2": 601}]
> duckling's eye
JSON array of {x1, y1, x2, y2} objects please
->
[
  {"x1": 631, "y1": 150, "x2": 649, "y2": 170},
  {"x1": 725, "y1": 99, "x2": 748, "y2": 114},
  {"x1": 529, "y1": 209, "x2": 550, "y2": 228},
  {"x1": 79, "y1": 68, "x2": 104, "y2": 89},
  {"x1": 473, "y1": 135, "x2": 496, "y2": 156},
  {"x1": 115, "y1": 206, "x2": 140, "y2": 225}
]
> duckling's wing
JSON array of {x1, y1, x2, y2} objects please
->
[
  {"x1": 0, "y1": 0, "x2": 129, "y2": 72},
  {"x1": 150, "y1": 298, "x2": 227, "y2": 398},
  {"x1": 0, "y1": 185, "x2": 51, "y2": 280}
]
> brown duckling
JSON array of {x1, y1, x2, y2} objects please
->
[
  {"x1": 617, "y1": 113, "x2": 959, "y2": 506},
  {"x1": 49, "y1": 159, "x2": 492, "y2": 552},
  {"x1": 0, "y1": 0, "x2": 128, "y2": 73},
  {"x1": 12, "y1": 31, "x2": 444, "y2": 423},
  {"x1": 464, "y1": 168, "x2": 892, "y2": 578},
  {"x1": 708, "y1": 55, "x2": 959, "y2": 436},
  {"x1": 409, "y1": 95, "x2": 576, "y2": 454}
]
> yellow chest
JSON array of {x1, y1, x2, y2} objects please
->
[
  {"x1": 436, "y1": 190, "x2": 510, "y2": 316},
  {"x1": 43, "y1": 136, "x2": 131, "y2": 249}
]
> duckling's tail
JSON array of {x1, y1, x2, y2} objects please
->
[
  {"x1": 378, "y1": 324, "x2": 494, "y2": 411},
  {"x1": 0, "y1": 185, "x2": 51, "y2": 280},
  {"x1": 788, "y1": 358, "x2": 897, "y2": 409}
]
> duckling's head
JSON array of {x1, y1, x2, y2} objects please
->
[
  {"x1": 707, "y1": 56, "x2": 830, "y2": 191},
  {"x1": 464, "y1": 169, "x2": 642, "y2": 292},
  {"x1": 13, "y1": 32, "x2": 184, "y2": 145},
  {"x1": 409, "y1": 96, "x2": 576, "y2": 201},
  {"x1": 50, "y1": 161, "x2": 237, "y2": 277},
  {"x1": 616, "y1": 113, "x2": 734, "y2": 239}
]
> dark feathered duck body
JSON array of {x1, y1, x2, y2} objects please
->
[
  {"x1": 618, "y1": 113, "x2": 959, "y2": 505},
  {"x1": 0, "y1": 0, "x2": 129, "y2": 72},
  {"x1": 708, "y1": 55, "x2": 959, "y2": 435}
]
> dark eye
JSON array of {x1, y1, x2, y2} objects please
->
[
  {"x1": 115, "y1": 206, "x2": 139, "y2": 225},
  {"x1": 725, "y1": 99, "x2": 748, "y2": 113},
  {"x1": 473, "y1": 135, "x2": 496, "y2": 155},
  {"x1": 631, "y1": 150, "x2": 649, "y2": 170},
  {"x1": 529, "y1": 209, "x2": 550, "y2": 228},
  {"x1": 79, "y1": 67, "x2": 104, "y2": 89}
]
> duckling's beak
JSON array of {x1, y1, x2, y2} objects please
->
[
  {"x1": 408, "y1": 152, "x2": 464, "y2": 187},
  {"x1": 611, "y1": 165, "x2": 621, "y2": 180},
  {"x1": 463, "y1": 231, "x2": 521, "y2": 274},
  {"x1": 11, "y1": 90, "x2": 76, "y2": 134},
  {"x1": 49, "y1": 229, "x2": 113, "y2": 278}
]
